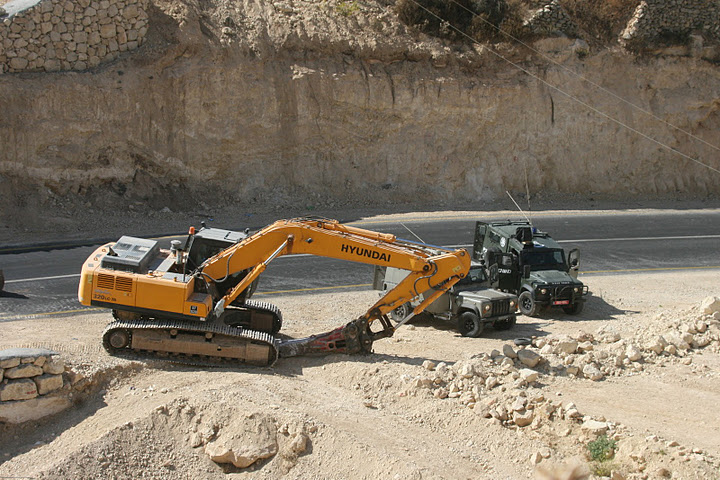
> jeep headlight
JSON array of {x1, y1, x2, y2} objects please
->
[
  {"x1": 509, "y1": 300, "x2": 515, "y2": 308},
  {"x1": 540, "y1": 288, "x2": 547, "y2": 295},
  {"x1": 483, "y1": 304, "x2": 492, "y2": 313},
  {"x1": 574, "y1": 287, "x2": 580, "y2": 293}
]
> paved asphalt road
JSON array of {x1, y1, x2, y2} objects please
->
[{"x1": 1, "y1": 210, "x2": 719, "y2": 320}]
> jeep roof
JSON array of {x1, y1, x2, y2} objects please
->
[{"x1": 483, "y1": 220, "x2": 563, "y2": 251}]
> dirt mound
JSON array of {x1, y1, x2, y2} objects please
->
[{"x1": 1, "y1": 272, "x2": 719, "y2": 479}]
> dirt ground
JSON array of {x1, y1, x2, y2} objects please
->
[{"x1": 1, "y1": 269, "x2": 719, "y2": 480}]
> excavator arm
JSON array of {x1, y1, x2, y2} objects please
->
[
  {"x1": 194, "y1": 218, "x2": 470, "y2": 356},
  {"x1": 199, "y1": 218, "x2": 468, "y2": 318}
]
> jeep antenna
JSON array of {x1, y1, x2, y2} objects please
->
[
  {"x1": 506, "y1": 191, "x2": 533, "y2": 226},
  {"x1": 400, "y1": 223, "x2": 426, "y2": 244}
]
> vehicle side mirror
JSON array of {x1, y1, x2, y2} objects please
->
[
  {"x1": 523, "y1": 265, "x2": 531, "y2": 278},
  {"x1": 489, "y1": 264, "x2": 499, "y2": 284},
  {"x1": 567, "y1": 248, "x2": 580, "y2": 269}
]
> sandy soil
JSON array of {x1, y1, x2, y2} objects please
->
[{"x1": 1, "y1": 270, "x2": 719, "y2": 480}]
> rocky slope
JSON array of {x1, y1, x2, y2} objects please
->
[{"x1": 1, "y1": 0, "x2": 720, "y2": 243}]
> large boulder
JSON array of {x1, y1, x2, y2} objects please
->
[{"x1": 204, "y1": 412, "x2": 279, "y2": 468}]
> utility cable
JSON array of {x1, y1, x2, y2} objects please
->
[
  {"x1": 403, "y1": 0, "x2": 720, "y2": 176},
  {"x1": 443, "y1": 0, "x2": 720, "y2": 157}
]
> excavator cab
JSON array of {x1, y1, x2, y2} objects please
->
[
  {"x1": 184, "y1": 226, "x2": 249, "y2": 273},
  {"x1": 183, "y1": 226, "x2": 259, "y2": 301}
]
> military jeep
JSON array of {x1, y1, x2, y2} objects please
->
[
  {"x1": 373, "y1": 262, "x2": 518, "y2": 337},
  {"x1": 473, "y1": 220, "x2": 588, "y2": 316}
]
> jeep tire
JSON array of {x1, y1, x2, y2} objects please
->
[
  {"x1": 562, "y1": 301, "x2": 584, "y2": 315},
  {"x1": 457, "y1": 311, "x2": 483, "y2": 338},
  {"x1": 389, "y1": 302, "x2": 412, "y2": 324},
  {"x1": 518, "y1": 291, "x2": 538, "y2": 316}
]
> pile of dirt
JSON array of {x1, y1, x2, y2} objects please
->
[{"x1": 1, "y1": 271, "x2": 719, "y2": 479}]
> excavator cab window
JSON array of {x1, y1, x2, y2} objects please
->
[
  {"x1": 186, "y1": 238, "x2": 230, "y2": 273},
  {"x1": 185, "y1": 228, "x2": 247, "y2": 273}
]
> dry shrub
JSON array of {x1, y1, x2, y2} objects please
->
[
  {"x1": 395, "y1": 0, "x2": 531, "y2": 43},
  {"x1": 469, "y1": 0, "x2": 529, "y2": 42},
  {"x1": 395, "y1": 0, "x2": 477, "y2": 41}
]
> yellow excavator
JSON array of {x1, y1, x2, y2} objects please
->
[{"x1": 78, "y1": 217, "x2": 470, "y2": 366}]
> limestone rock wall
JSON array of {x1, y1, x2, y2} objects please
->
[
  {"x1": 0, "y1": 348, "x2": 74, "y2": 424},
  {"x1": 0, "y1": 0, "x2": 719, "y2": 227},
  {"x1": 0, "y1": 0, "x2": 148, "y2": 73}
]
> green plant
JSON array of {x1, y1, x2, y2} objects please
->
[
  {"x1": 587, "y1": 435, "x2": 617, "y2": 461},
  {"x1": 336, "y1": 0, "x2": 359, "y2": 17},
  {"x1": 589, "y1": 461, "x2": 618, "y2": 477}
]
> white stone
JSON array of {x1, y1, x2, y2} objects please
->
[
  {"x1": 0, "y1": 357, "x2": 19, "y2": 369},
  {"x1": 502, "y1": 344, "x2": 517, "y2": 359},
  {"x1": 513, "y1": 410, "x2": 533, "y2": 427},
  {"x1": 43, "y1": 358, "x2": 65, "y2": 375},
  {"x1": 511, "y1": 396, "x2": 527, "y2": 412},
  {"x1": 556, "y1": 340, "x2": 578, "y2": 355},
  {"x1": 0, "y1": 395, "x2": 71, "y2": 423},
  {"x1": 204, "y1": 414, "x2": 278, "y2": 468},
  {"x1": 4, "y1": 363, "x2": 43, "y2": 379},
  {"x1": 0, "y1": 379, "x2": 39, "y2": 401},
  {"x1": 626, "y1": 345, "x2": 642, "y2": 362},
  {"x1": 581, "y1": 419, "x2": 609, "y2": 434},
  {"x1": 422, "y1": 360, "x2": 436, "y2": 371},
  {"x1": 519, "y1": 369, "x2": 538, "y2": 383},
  {"x1": 34, "y1": 374, "x2": 64, "y2": 395},
  {"x1": 582, "y1": 364, "x2": 604, "y2": 381},
  {"x1": 517, "y1": 349, "x2": 542, "y2": 368},
  {"x1": 458, "y1": 363, "x2": 474, "y2": 378},
  {"x1": 701, "y1": 296, "x2": 720, "y2": 315}
]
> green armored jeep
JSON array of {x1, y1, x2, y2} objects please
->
[
  {"x1": 473, "y1": 220, "x2": 588, "y2": 316},
  {"x1": 373, "y1": 262, "x2": 518, "y2": 337}
]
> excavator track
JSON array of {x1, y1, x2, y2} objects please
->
[
  {"x1": 102, "y1": 318, "x2": 279, "y2": 367},
  {"x1": 226, "y1": 299, "x2": 282, "y2": 334}
]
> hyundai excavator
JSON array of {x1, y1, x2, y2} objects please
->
[{"x1": 78, "y1": 217, "x2": 470, "y2": 367}]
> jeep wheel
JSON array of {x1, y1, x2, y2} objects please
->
[
  {"x1": 493, "y1": 315, "x2": 517, "y2": 331},
  {"x1": 518, "y1": 291, "x2": 538, "y2": 316},
  {"x1": 457, "y1": 311, "x2": 483, "y2": 338},
  {"x1": 389, "y1": 302, "x2": 412, "y2": 324},
  {"x1": 562, "y1": 301, "x2": 584, "y2": 315}
]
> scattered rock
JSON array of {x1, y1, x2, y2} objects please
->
[
  {"x1": 517, "y1": 349, "x2": 542, "y2": 368},
  {"x1": 581, "y1": 419, "x2": 609, "y2": 434}
]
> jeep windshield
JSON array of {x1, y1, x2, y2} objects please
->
[
  {"x1": 456, "y1": 266, "x2": 488, "y2": 286},
  {"x1": 520, "y1": 249, "x2": 566, "y2": 271}
]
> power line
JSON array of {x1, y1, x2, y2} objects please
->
[
  {"x1": 445, "y1": 0, "x2": 720, "y2": 157},
  {"x1": 404, "y1": 0, "x2": 720, "y2": 175}
]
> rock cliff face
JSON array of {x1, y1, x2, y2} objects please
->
[{"x1": 0, "y1": 0, "x2": 719, "y2": 232}]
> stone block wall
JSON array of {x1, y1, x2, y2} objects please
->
[
  {"x1": 524, "y1": 0, "x2": 579, "y2": 38},
  {"x1": 0, "y1": 0, "x2": 148, "y2": 74},
  {"x1": 0, "y1": 348, "x2": 77, "y2": 424},
  {"x1": 621, "y1": 0, "x2": 720, "y2": 48},
  {"x1": 524, "y1": 0, "x2": 719, "y2": 51}
]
